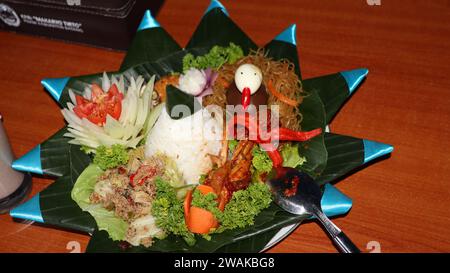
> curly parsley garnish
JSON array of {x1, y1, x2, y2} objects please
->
[{"x1": 182, "y1": 43, "x2": 244, "y2": 72}]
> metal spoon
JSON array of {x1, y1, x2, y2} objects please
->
[{"x1": 267, "y1": 167, "x2": 360, "y2": 253}]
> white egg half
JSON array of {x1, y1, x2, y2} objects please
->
[{"x1": 234, "y1": 64, "x2": 263, "y2": 94}]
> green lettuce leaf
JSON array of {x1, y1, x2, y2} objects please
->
[
  {"x1": 71, "y1": 164, "x2": 128, "y2": 241},
  {"x1": 281, "y1": 143, "x2": 307, "y2": 168}
]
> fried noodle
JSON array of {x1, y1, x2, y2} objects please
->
[{"x1": 203, "y1": 48, "x2": 304, "y2": 130}]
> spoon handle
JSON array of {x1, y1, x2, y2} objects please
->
[
  {"x1": 333, "y1": 231, "x2": 361, "y2": 253},
  {"x1": 314, "y1": 208, "x2": 361, "y2": 253}
]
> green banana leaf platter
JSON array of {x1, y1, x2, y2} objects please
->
[{"x1": 10, "y1": 0, "x2": 393, "y2": 253}]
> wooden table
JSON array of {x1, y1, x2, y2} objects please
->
[{"x1": 1, "y1": 0, "x2": 449, "y2": 253}]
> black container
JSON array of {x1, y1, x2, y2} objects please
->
[{"x1": 0, "y1": 0, "x2": 164, "y2": 50}]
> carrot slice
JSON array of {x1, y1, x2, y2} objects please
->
[
  {"x1": 187, "y1": 207, "x2": 219, "y2": 234},
  {"x1": 216, "y1": 76, "x2": 231, "y2": 89},
  {"x1": 267, "y1": 80, "x2": 299, "y2": 107},
  {"x1": 196, "y1": 184, "x2": 215, "y2": 195},
  {"x1": 183, "y1": 185, "x2": 220, "y2": 234},
  {"x1": 184, "y1": 190, "x2": 193, "y2": 223}
]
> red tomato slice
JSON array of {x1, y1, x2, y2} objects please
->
[
  {"x1": 108, "y1": 84, "x2": 122, "y2": 98},
  {"x1": 73, "y1": 106, "x2": 87, "y2": 119},
  {"x1": 91, "y1": 84, "x2": 105, "y2": 100},
  {"x1": 72, "y1": 83, "x2": 123, "y2": 125},
  {"x1": 110, "y1": 100, "x2": 122, "y2": 120},
  {"x1": 75, "y1": 95, "x2": 88, "y2": 106}
]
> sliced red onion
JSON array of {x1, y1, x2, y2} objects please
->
[{"x1": 196, "y1": 68, "x2": 218, "y2": 98}]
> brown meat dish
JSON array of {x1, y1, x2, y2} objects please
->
[{"x1": 204, "y1": 140, "x2": 255, "y2": 207}]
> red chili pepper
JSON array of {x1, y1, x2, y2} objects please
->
[
  {"x1": 130, "y1": 165, "x2": 158, "y2": 187},
  {"x1": 137, "y1": 176, "x2": 149, "y2": 186},
  {"x1": 271, "y1": 127, "x2": 322, "y2": 142},
  {"x1": 228, "y1": 114, "x2": 322, "y2": 143},
  {"x1": 227, "y1": 113, "x2": 322, "y2": 168},
  {"x1": 260, "y1": 142, "x2": 283, "y2": 168},
  {"x1": 130, "y1": 173, "x2": 150, "y2": 187},
  {"x1": 267, "y1": 150, "x2": 283, "y2": 168},
  {"x1": 228, "y1": 114, "x2": 262, "y2": 142},
  {"x1": 129, "y1": 173, "x2": 137, "y2": 187}
]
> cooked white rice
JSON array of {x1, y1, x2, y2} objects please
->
[{"x1": 145, "y1": 104, "x2": 223, "y2": 185}]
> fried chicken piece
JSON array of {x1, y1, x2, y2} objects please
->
[
  {"x1": 228, "y1": 140, "x2": 255, "y2": 191},
  {"x1": 204, "y1": 140, "x2": 255, "y2": 207}
]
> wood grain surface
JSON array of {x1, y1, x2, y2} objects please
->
[{"x1": 0, "y1": 0, "x2": 449, "y2": 253}]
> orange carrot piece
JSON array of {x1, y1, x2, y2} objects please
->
[
  {"x1": 187, "y1": 207, "x2": 219, "y2": 234},
  {"x1": 217, "y1": 76, "x2": 230, "y2": 89},
  {"x1": 196, "y1": 184, "x2": 215, "y2": 195},
  {"x1": 183, "y1": 185, "x2": 220, "y2": 234},
  {"x1": 184, "y1": 190, "x2": 193, "y2": 223},
  {"x1": 267, "y1": 80, "x2": 299, "y2": 107}
]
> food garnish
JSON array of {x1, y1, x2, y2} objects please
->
[
  {"x1": 62, "y1": 74, "x2": 157, "y2": 152},
  {"x1": 179, "y1": 68, "x2": 218, "y2": 98},
  {"x1": 182, "y1": 42, "x2": 244, "y2": 72},
  {"x1": 267, "y1": 79, "x2": 299, "y2": 107},
  {"x1": 93, "y1": 144, "x2": 129, "y2": 170}
]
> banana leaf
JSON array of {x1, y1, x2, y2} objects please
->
[
  {"x1": 302, "y1": 69, "x2": 368, "y2": 123},
  {"x1": 39, "y1": 144, "x2": 95, "y2": 233},
  {"x1": 40, "y1": 128, "x2": 71, "y2": 177},
  {"x1": 315, "y1": 133, "x2": 364, "y2": 185},
  {"x1": 217, "y1": 229, "x2": 281, "y2": 253},
  {"x1": 166, "y1": 85, "x2": 202, "y2": 119},
  {"x1": 121, "y1": 27, "x2": 182, "y2": 71},
  {"x1": 185, "y1": 7, "x2": 257, "y2": 53},
  {"x1": 296, "y1": 90, "x2": 327, "y2": 178},
  {"x1": 264, "y1": 25, "x2": 301, "y2": 79},
  {"x1": 11, "y1": 127, "x2": 70, "y2": 177},
  {"x1": 40, "y1": 177, "x2": 96, "y2": 233}
]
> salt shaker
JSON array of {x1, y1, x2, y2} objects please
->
[{"x1": 0, "y1": 114, "x2": 32, "y2": 214}]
